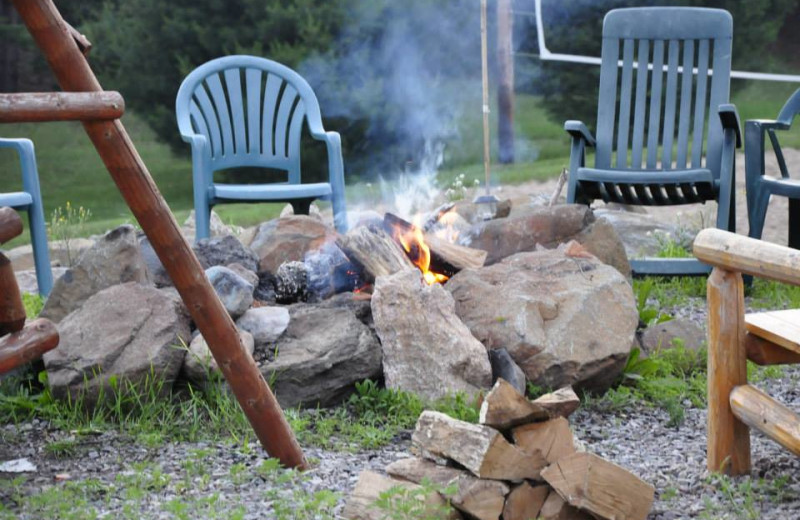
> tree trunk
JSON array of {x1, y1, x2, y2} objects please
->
[{"x1": 496, "y1": 0, "x2": 515, "y2": 163}]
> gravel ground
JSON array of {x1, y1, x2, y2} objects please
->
[{"x1": 2, "y1": 368, "x2": 800, "y2": 520}]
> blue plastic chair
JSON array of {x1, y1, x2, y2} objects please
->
[
  {"x1": 0, "y1": 138, "x2": 53, "y2": 295},
  {"x1": 176, "y1": 55, "x2": 348, "y2": 240},
  {"x1": 744, "y1": 88, "x2": 800, "y2": 249},
  {"x1": 565, "y1": 8, "x2": 741, "y2": 276}
]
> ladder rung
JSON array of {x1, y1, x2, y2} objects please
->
[{"x1": 0, "y1": 91, "x2": 124, "y2": 123}]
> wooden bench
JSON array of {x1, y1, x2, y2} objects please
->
[
  {"x1": 0, "y1": 206, "x2": 59, "y2": 374},
  {"x1": 694, "y1": 229, "x2": 800, "y2": 475}
]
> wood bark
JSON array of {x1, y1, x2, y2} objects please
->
[
  {"x1": 342, "y1": 470, "x2": 461, "y2": 520},
  {"x1": 383, "y1": 213, "x2": 487, "y2": 275},
  {"x1": 479, "y1": 378, "x2": 549, "y2": 430},
  {"x1": 541, "y1": 452, "x2": 654, "y2": 520},
  {"x1": 532, "y1": 386, "x2": 581, "y2": 419},
  {"x1": 336, "y1": 225, "x2": 415, "y2": 280},
  {"x1": 693, "y1": 229, "x2": 800, "y2": 286},
  {"x1": 0, "y1": 91, "x2": 124, "y2": 122},
  {"x1": 730, "y1": 384, "x2": 800, "y2": 456},
  {"x1": 706, "y1": 268, "x2": 750, "y2": 475},
  {"x1": 0, "y1": 318, "x2": 58, "y2": 374},
  {"x1": 411, "y1": 411, "x2": 547, "y2": 480},
  {"x1": 0, "y1": 207, "x2": 23, "y2": 244},
  {"x1": 512, "y1": 417, "x2": 575, "y2": 465},
  {"x1": 386, "y1": 457, "x2": 508, "y2": 520},
  {"x1": 496, "y1": 0, "x2": 515, "y2": 163},
  {"x1": 0, "y1": 253, "x2": 25, "y2": 336},
  {"x1": 503, "y1": 482, "x2": 550, "y2": 520},
  {"x1": 12, "y1": 0, "x2": 305, "y2": 469}
]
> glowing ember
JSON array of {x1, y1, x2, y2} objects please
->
[{"x1": 396, "y1": 224, "x2": 449, "y2": 285}]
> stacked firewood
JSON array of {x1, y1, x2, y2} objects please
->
[{"x1": 344, "y1": 379, "x2": 654, "y2": 520}]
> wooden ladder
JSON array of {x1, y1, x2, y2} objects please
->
[
  {"x1": 0, "y1": 207, "x2": 59, "y2": 374},
  {"x1": 2, "y1": 0, "x2": 305, "y2": 468},
  {"x1": 694, "y1": 229, "x2": 800, "y2": 475}
]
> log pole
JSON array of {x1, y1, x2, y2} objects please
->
[
  {"x1": 0, "y1": 318, "x2": 59, "y2": 375},
  {"x1": 0, "y1": 252, "x2": 26, "y2": 337},
  {"x1": 12, "y1": 0, "x2": 306, "y2": 469},
  {"x1": 706, "y1": 268, "x2": 751, "y2": 474},
  {"x1": 0, "y1": 207, "x2": 23, "y2": 244},
  {"x1": 730, "y1": 384, "x2": 800, "y2": 456},
  {"x1": 0, "y1": 91, "x2": 124, "y2": 122}
]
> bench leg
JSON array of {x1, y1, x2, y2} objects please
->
[{"x1": 707, "y1": 268, "x2": 751, "y2": 475}]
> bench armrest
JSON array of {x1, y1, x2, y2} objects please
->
[{"x1": 693, "y1": 229, "x2": 800, "y2": 286}]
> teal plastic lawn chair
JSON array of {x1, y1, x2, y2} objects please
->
[
  {"x1": 176, "y1": 55, "x2": 348, "y2": 240},
  {"x1": 0, "y1": 138, "x2": 53, "y2": 296},
  {"x1": 744, "y1": 88, "x2": 800, "y2": 249},
  {"x1": 565, "y1": 8, "x2": 741, "y2": 276}
]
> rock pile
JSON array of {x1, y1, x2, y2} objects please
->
[{"x1": 344, "y1": 379, "x2": 654, "y2": 520}]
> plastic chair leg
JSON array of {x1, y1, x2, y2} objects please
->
[
  {"x1": 28, "y1": 211, "x2": 53, "y2": 296},
  {"x1": 747, "y1": 189, "x2": 770, "y2": 241},
  {"x1": 790, "y1": 198, "x2": 800, "y2": 250},
  {"x1": 195, "y1": 198, "x2": 211, "y2": 241}
]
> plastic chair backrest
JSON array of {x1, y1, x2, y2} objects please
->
[
  {"x1": 596, "y1": 8, "x2": 733, "y2": 179},
  {"x1": 176, "y1": 55, "x2": 326, "y2": 183}
]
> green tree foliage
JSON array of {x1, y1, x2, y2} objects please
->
[{"x1": 523, "y1": 0, "x2": 796, "y2": 132}]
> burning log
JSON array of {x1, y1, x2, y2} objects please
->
[
  {"x1": 383, "y1": 213, "x2": 487, "y2": 277},
  {"x1": 336, "y1": 224, "x2": 414, "y2": 281}
]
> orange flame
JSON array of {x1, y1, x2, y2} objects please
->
[{"x1": 396, "y1": 225, "x2": 449, "y2": 285}]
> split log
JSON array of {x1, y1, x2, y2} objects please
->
[
  {"x1": 0, "y1": 207, "x2": 23, "y2": 244},
  {"x1": 342, "y1": 470, "x2": 461, "y2": 520},
  {"x1": 532, "y1": 386, "x2": 581, "y2": 419},
  {"x1": 383, "y1": 213, "x2": 487, "y2": 275},
  {"x1": 541, "y1": 452, "x2": 654, "y2": 520},
  {"x1": 0, "y1": 253, "x2": 25, "y2": 336},
  {"x1": 503, "y1": 482, "x2": 550, "y2": 520},
  {"x1": 479, "y1": 378, "x2": 549, "y2": 430},
  {"x1": 538, "y1": 490, "x2": 594, "y2": 520},
  {"x1": 513, "y1": 417, "x2": 575, "y2": 465},
  {"x1": 336, "y1": 225, "x2": 415, "y2": 280},
  {"x1": 0, "y1": 318, "x2": 59, "y2": 374},
  {"x1": 0, "y1": 91, "x2": 124, "y2": 123},
  {"x1": 386, "y1": 457, "x2": 509, "y2": 520},
  {"x1": 411, "y1": 411, "x2": 547, "y2": 480}
]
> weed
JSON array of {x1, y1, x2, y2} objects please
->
[
  {"x1": 21, "y1": 292, "x2": 44, "y2": 318},
  {"x1": 634, "y1": 278, "x2": 673, "y2": 327},
  {"x1": 44, "y1": 438, "x2": 78, "y2": 459},
  {"x1": 48, "y1": 202, "x2": 92, "y2": 266},
  {"x1": 699, "y1": 473, "x2": 794, "y2": 520},
  {"x1": 372, "y1": 477, "x2": 457, "y2": 520}
]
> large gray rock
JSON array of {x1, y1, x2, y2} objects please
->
[
  {"x1": 260, "y1": 303, "x2": 382, "y2": 408},
  {"x1": 6, "y1": 238, "x2": 93, "y2": 271},
  {"x1": 250, "y1": 216, "x2": 337, "y2": 273},
  {"x1": 593, "y1": 208, "x2": 679, "y2": 258},
  {"x1": 460, "y1": 204, "x2": 630, "y2": 277},
  {"x1": 372, "y1": 269, "x2": 492, "y2": 401},
  {"x1": 181, "y1": 209, "x2": 244, "y2": 242},
  {"x1": 206, "y1": 265, "x2": 254, "y2": 319},
  {"x1": 41, "y1": 225, "x2": 152, "y2": 323},
  {"x1": 641, "y1": 318, "x2": 706, "y2": 354},
  {"x1": 446, "y1": 244, "x2": 638, "y2": 392},
  {"x1": 194, "y1": 234, "x2": 259, "y2": 272},
  {"x1": 43, "y1": 282, "x2": 191, "y2": 407},
  {"x1": 137, "y1": 233, "x2": 171, "y2": 287},
  {"x1": 182, "y1": 330, "x2": 255, "y2": 385},
  {"x1": 14, "y1": 267, "x2": 68, "y2": 295},
  {"x1": 236, "y1": 306, "x2": 290, "y2": 348}
]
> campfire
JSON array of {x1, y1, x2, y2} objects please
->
[{"x1": 389, "y1": 215, "x2": 450, "y2": 285}]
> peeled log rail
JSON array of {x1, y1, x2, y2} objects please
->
[
  {"x1": 0, "y1": 207, "x2": 23, "y2": 244},
  {"x1": 0, "y1": 318, "x2": 59, "y2": 375},
  {"x1": 730, "y1": 384, "x2": 800, "y2": 457},
  {"x1": 0, "y1": 253, "x2": 26, "y2": 336},
  {"x1": 694, "y1": 229, "x2": 800, "y2": 286},
  {"x1": 0, "y1": 92, "x2": 124, "y2": 123},
  {"x1": 383, "y1": 212, "x2": 488, "y2": 275},
  {"x1": 12, "y1": 0, "x2": 305, "y2": 469},
  {"x1": 706, "y1": 268, "x2": 751, "y2": 475}
]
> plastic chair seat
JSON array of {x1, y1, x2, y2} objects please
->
[
  {"x1": 0, "y1": 192, "x2": 34, "y2": 208},
  {"x1": 213, "y1": 182, "x2": 332, "y2": 202}
]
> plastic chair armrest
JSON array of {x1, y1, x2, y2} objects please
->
[
  {"x1": 719, "y1": 104, "x2": 742, "y2": 148},
  {"x1": 564, "y1": 121, "x2": 595, "y2": 147}
]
